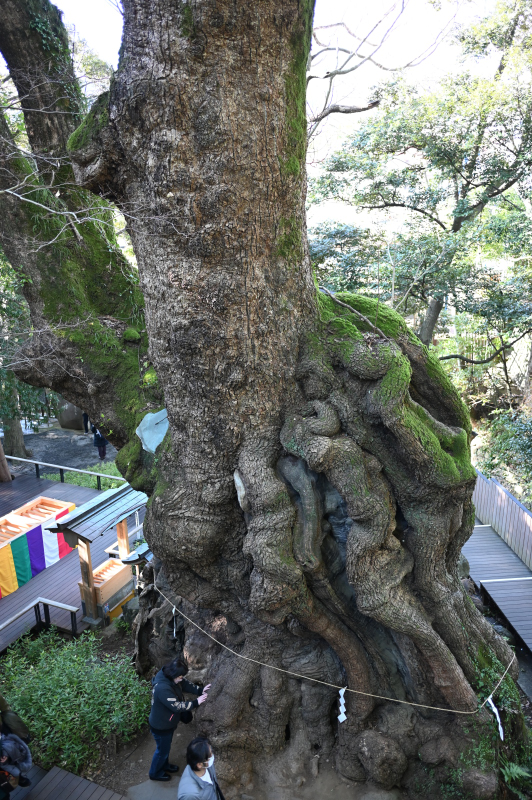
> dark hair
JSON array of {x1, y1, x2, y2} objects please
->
[
  {"x1": 162, "y1": 658, "x2": 188, "y2": 680},
  {"x1": 186, "y1": 736, "x2": 212, "y2": 771}
]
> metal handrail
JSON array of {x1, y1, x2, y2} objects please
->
[
  {"x1": 0, "y1": 596, "x2": 78, "y2": 637},
  {"x1": 5, "y1": 454, "x2": 126, "y2": 490}
]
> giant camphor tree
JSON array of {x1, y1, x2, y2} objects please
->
[{"x1": 0, "y1": 0, "x2": 528, "y2": 797}]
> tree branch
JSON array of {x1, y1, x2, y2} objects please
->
[
  {"x1": 439, "y1": 329, "x2": 532, "y2": 364},
  {"x1": 309, "y1": 100, "x2": 380, "y2": 126},
  {"x1": 359, "y1": 202, "x2": 448, "y2": 230}
]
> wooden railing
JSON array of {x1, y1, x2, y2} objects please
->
[{"x1": 473, "y1": 469, "x2": 532, "y2": 570}]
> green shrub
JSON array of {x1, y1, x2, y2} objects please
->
[
  {"x1": 114, "y1": 617, "x2": 131, "y2": 635},
  {"x1": 42, "y1": 461, "x2": 124, "y2": 491},
  {"x1": 0, "y1": 629, "x2": 150, "y2": 773}
]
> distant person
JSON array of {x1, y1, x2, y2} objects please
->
[
  {"x1": 82, "y1": 412, "x2": 90, "y2": 434},
  {"x1": 0, "y1": 733, "x2": 32, "y2": 788},
  {"x1": 177, "y1": 736, "x2": 224, "y2": 800},
  {"x1": 148, "y1": 659, "x2": 210, "y2": 783},
  {"x1": 91, "y1": 424, "x2": 108, "y2": 460}
]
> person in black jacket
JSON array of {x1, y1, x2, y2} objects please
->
[
  {"x1": 148, "y1": 659, "x2": 210, "y2": 782},
  {"x1": 91, "y1": 424, "x2": 108, "y2": 460}
]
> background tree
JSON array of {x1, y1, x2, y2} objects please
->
[
  {"x1": 311, "y1": 0, "x2": 532, "y2": 344},
  {"x1": 0, "y1": 1, "x2": 526, "y2": 797},
  {"x1": 0, "y1": 253, "x2": 60, "y2": 456}
]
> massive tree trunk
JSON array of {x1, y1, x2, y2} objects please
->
[{"x1": 0, "y1": 0, "x2": 526, "y2": 797}]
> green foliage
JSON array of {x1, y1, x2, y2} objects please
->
[
  {"x1": 473, "y1": 646, "x2": 520, "y2": 714},
  {"x1": 476, "y1": 410, "x2": 532, "y2": 508},
  {"x1": 42, "y1": 461, "x2": 123, "y2": 490},
  {"x1": 114, "y1": 617, "x2": 132, "y2": 635},
  {"x1": 500, "y1": 756, "x2": 532, "y2": 800},
  {"x1": 309, "y1": 0, "x2": 532, "y2": 329},
  {"x1": 309, "y1": 222, "x2": 387, "y2": 295},
  {"x1": 0, "y1": 629, "x2": 150, "y2": 772}
]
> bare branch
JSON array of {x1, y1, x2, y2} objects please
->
[
  {"x1": 309, "y1": 100, "x2": 380, "y2": 127},
  {"x1": 439, "y1": 330, "x2": 532, "y2": 364}
]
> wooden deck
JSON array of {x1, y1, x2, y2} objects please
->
[
  {"x1": 0, "y1": 476, "x2": 142, "y2": 652},
  {"x1": 0, "y1": 474, "x2": 101, "y2": 519},
  {"x1": 463, "y1": 521, "x2": 532, "y2": 651},
  {"x1": 12, "y1": 766, "x2": 127, "y2": 800}
]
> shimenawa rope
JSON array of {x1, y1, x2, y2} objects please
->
[{"x1": 154, "y1": 581, "x2": 516, "y2": 716}]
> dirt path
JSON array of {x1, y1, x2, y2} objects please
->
[
  {"x1": 4, "y1": 425, "x2": 117, "y2": 475},
  {"x1": 90, "y1": 627, "x2": 401, "y2": 800}
]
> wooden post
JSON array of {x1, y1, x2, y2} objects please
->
[
  {"x1": 78, "y1": 539, "x2": 97, "y2": 619},
  {"x1": 116, "y1": 518, "x2": 130, "y2": 560}
]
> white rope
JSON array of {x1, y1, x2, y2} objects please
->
[{"x1": 154, "y1": 581, "x2": 516, "y2": 716}]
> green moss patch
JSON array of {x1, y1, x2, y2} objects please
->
[
  {"x1": 67, "y1": 91, "x2": 109, "y2": 153},
  {"x1": 123, "y1": 327, "x2": 141, "y2": 343},
  {"x1": 282, "y1": 0, "x2": 315, "y2": 178}
]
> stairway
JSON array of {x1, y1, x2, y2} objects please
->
[{"x1": 11, "y1": 765, "x2": 127, "y2": 800}]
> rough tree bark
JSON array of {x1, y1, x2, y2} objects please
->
[
  {"x1": 1, "y1": 378, "x2": 32, "y2": 458},
  {"x1": 0, "y1": 437, "x2": 13, "y2": 482},
  {"x1": 2, "y1": 417, "x2": 31, "y2": 458},
  {"x1": 0, "y1": 1, "x2": 527, "y2": 798}
]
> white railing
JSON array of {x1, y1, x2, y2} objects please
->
[
  {"x1": 473, "y1": 469, "x2": 532, "y2": 570},
  {"x1": 0, "y1": 597, "x2": 79, "y2": 637},
  {"x1": 4, "y1": 455, "x2": 126, "y2": 490}
]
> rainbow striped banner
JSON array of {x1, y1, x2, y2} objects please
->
[{"x1": 0, "y1": 500, "x2": 75, "y2": 599}]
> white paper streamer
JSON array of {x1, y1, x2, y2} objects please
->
[
  {"x1": 486, "y1": 695, "x2": 504, "y2": 740},
  {"x1": 338, "y1": 687, "x2": 347, "y2": 723},
  {"x1": 173, "y1": 606, "x2": 176, "y2": 638}
]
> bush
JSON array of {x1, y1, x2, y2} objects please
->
[
  {"x1": 0, "y1": 629, "x2": 150, "y2": 773},
  {"x1": 42, "y1": 461, "x2": 124, "y2": 491},
  {"x1": 478, "y1": 411, "x2": 532, "y2": 483}
]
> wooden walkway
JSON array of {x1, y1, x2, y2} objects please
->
[
  {"x1": 12, "y1": 766, "x2": 127, "y2": 800},
  {"x1": 0, "y1": 476, "x2": 143, "y2": 652},
  {"x1": 463, "y1": 521, "x2": 532, "y2": 651},
  {"x1": 0, "y1": 474, "x2": 101, "y2": 519}
]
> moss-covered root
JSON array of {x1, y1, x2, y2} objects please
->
[{"x1": 280, "y1": 408, "x2": 477, "y2": 711}]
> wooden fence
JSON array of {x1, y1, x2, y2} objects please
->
[{"x1": 472, "y1": 469, "x2": 532, "y2": 570}]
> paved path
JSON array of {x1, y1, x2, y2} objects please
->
[{"x1": 463, "y1": 521, "x2": 532, "y2": 651}]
